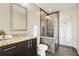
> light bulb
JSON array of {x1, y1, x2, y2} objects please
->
[
  {"x1": 48, "y1": 9, "x2": 52, "y2": 11},
  {"x1": 45, "y1": 16, "x2": 51, "y2": 19}
]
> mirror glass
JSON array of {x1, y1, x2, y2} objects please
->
[{"x1": 10, "y1": 4, "x2": 27, "y2": 31}]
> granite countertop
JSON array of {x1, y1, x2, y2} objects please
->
[{"x1": 0, "y1": 36, "x2": 36, "y2": 47}]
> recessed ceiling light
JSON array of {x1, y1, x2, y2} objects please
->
[
  {"x1": 45, "y1": 16, "x2": 51, "y2": 19},
  {"x1": 21, "y1": 3, "x2": 28, "y2": 6},
  {"x1": 48, "y1": 9, "x2": 52, "y2": 11}
]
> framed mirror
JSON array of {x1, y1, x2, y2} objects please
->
[{"x1": 10, "y1": 4, "x2": 27, "y2": 31}]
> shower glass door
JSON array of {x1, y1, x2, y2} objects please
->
[{"x1": 48, "y1": 12, "x2": 59, "y2": 49}]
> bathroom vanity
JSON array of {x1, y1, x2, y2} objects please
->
[
  {"x1": 0, "y1": 37, "x2": 37, "y2": 56},
  {"x1": 0, "y1": 4, "x2": 37, "y2": 56}
]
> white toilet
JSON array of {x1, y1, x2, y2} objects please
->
[{"x1": 37, "y1": 44, "x2": 48, "y2": 56}]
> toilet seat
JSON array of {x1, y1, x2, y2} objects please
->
[
  {"x1": 37, "y1": 44, "x2": 48, "y2": 56},
  {"x1": 38, "y1": 44, "x2": 48, "y2": 50}
]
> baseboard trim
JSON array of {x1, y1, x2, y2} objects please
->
[{"x1": 59, "y1": 44, "x2": 73, "y2": 48}]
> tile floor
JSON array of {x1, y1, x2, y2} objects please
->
[{"x1": 46, "y1": 45, "x2": 78, "y2": 56}]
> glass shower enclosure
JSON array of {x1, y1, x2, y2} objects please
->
[
  {"x1": 48, "y1": 12, "x2": 59, "y2": 49},
  {"x1": 40, "y1": 9, "x2": 59, "y2": 52}
]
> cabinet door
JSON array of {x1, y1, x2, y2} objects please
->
[
  {"x1": 15, "y1": 42, "x2": 25, "y2": 56},
  {"x1": 24, "y1": 40, "x2": 32, "y2": 56},
  {"x1": 0, "y1": 44, "x2": 17, "y2": 56},
  {"x1": 24, "y1": 39, "x2": 37, "y2": 56},
  {"x1": 31, "y1": 38, "x2": 37, "y2": 56}
]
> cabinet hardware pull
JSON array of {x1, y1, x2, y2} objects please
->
[
  {"x1": 31, "y1": 40, "x2": 32, "y2": 47},
  {"x1": 28, "y1": 41, "x2": 30, "y2": 48},
  {"x1": 3, "y1": 46, "x2": 16, "y2": 51}
]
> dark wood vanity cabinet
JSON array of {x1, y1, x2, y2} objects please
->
[
  {"x1": 24, "y1": 39, "x2": 37, "y2": 56},
  {"x1": 14, "y1": 42, "x2": 25, "y2": 56},
  {"x1": 0, "y1": 38, "x2": 37, "y2": 56}
]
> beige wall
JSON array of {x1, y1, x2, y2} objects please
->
[
  {"x1": 0, "y1": 3, "x2": 40, "y2": 36},
  {"x1": 59, "y1": 5, "x2": 77, "y2": 47},
  {"x1": 26, "y1": 4, "x2": 40, "y2": 45},
  {"x1": 59, "y1": 4, "x2": 79, "y2": 54},
  {"x1": 0, "y1": 3, "x2": 10, "y2": 34},
  {"x1": 26, "y1": 3, "x2": 40, "y2": 36},
  {"x1": 76, "y1": 4, "x2": 79, "y2": 54}
]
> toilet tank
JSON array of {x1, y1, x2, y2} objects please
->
[{"x1": 40, "y1": 36, "x2": 56, "y2": 53}]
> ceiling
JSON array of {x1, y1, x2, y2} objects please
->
[{"x1": 36, "y1": 3, "x2": 76, "y2": 13}]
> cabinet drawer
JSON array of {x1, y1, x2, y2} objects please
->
[
  {"x1": 1, "y1": 46, "x2": 16, "y2": 56},
  {"x1": 0, "y1": 43, "x2": 16, "y2": 50}
]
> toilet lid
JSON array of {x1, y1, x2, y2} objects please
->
[{"x1": 38, "y1": 44, "x2": 48, "y2": 50}]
